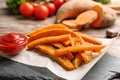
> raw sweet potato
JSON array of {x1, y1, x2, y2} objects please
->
[
  {"x1": 76, "y1": 10, "x2": 98, "y2": 26},
  {"x1": 90, "y1": 5, "x2": 104, "y2": 27},
  {"x1": 56, "y1": 0, "x2": 116, "y2": 28},
  {"x1": 62, "y1": 10, "x2": 98, "y2": 29},
  {"x1": 62, "y1": 20, "x2": 79, "y2": 29}
]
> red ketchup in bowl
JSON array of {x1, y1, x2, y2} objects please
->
[{"x1": 0, "y1": 32, "x2": 27, "y2": 56}]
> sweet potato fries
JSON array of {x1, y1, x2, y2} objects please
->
[{"x1": 27, "y1": 24, "x2": 105, "y2": 71}]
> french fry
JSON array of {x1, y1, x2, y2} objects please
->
[
  {"x1": 51, "y1": 43, "x2": 74, "y2": 61},
  {"x1": 81, "y1": 51, "x2": 93, "y2": 64},
  {"x1": 76, "y1": 32, "x2": 102, "y2": 45},
  {"x1": 63, "y1": 37, "x2": 80, "y2": 46},
  {"x1": 74, "y1": 53, "x2": 83, "y2": 69},
  {"x1": 54, "y1": 45, "x2": 105, "y2": 56},
  {"x1": 28, "y1": 29, "x2": 78, "y2": 43},
  {"x1": 55, "y1": 56, "x2": 75, "y2": 70},
  {"x1": 50, "y1": 42, "x2": 64, "y2": 49},
  {"x1": 65, "y1": 52, "x2": 74, "y2": 61},
  {"x1": 27, "y1": 24, "x2": 69, "y2": 37},
  {"x1": 79, "y1": 36, "x2": 86, "y2": 45},
  {"x1": 37, "y1": 45, "x2": 74, "y2": 70},
  {"x1": 74, "y1": 37, "x2": 84, "y2": 46},
  {"x1": 37, "y1": 45, "x2": 55, "y2": 56},
  {"x1": 27, "y1": 34, "x2": 72, "y2": 49},
  {"x1": 69, "y1": 34, "x2": 75, "y2": 46},
  {"x1": 79, "y1": 36, "x2": 94, "y2": 46},
  {"x1": 62, "y1": 40, "x2": 71, "y2": 46}
]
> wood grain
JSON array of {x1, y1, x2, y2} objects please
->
[{"x1": 0, "y1": 0, "x2": 120, "y2": 57}]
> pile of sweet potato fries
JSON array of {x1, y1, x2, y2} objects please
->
[{"x1": 27, "y1": 24, "x2": 105, "y2": 70}]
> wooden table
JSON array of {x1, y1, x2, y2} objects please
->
[{"x1": 0, "y1": 0, "x2": 120, "y2": 57}]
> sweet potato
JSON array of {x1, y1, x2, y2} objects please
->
[
  {"x1": 56, "y1": 0, "x2": 93, "y2": 23},
  {"x1": 94, "y1": 6, "x2": 116, "y2": 28},
  {"x1": 62, "y1": 20, "x2": 79, "y2": 29},
  {"x1": 56, "y1": 0, "x2": 116, "y2": 28},
  {"x1": 76, "y1": 10, "x2": 98, "y2": 26},
  {"x1": 90, "y1": 5, "x2": 104, "y2": 27},
  {"x1": 62, "y1": 10, "x2": 98, "y2": 29}
]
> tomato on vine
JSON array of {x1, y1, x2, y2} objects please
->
[
  {"x1": 44, "y1": 2, "x2": 56, "y2": 16},
  {"x1": 53, "y1": 0, "x2": 65, "y2": 9},
  {"x1": 20, "y1": 2, "x2": 34, "y2": 17},
  {"x1": 34, "y1": 5, "x2": 49, "y2": 20}
]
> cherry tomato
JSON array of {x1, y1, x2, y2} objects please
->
[
  {"x1": 44, "y1": 3, "x2": 56, "y2": 16},
  {"x1": 29, "y1": 2, "x2": 35, "y2": 5},
  {"x1": 20, "y1": 2, "x2": 34, "y2": 17},
  {"x1": 0, "y1": 33, "x2": 27, "y2": 56},
  {"x1": 53, "y1": 0, "x2": 65, "y2": 9},
  {"x1": 34, "y1": 5, "x2": 49, "y2": 20},
  {"x1": 29, "y1": 2, "x2": 39, "y2": 7}
]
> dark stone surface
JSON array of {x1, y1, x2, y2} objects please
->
[
  {"x1": 1, "y1": 53, "x2": 120, "y2": 80},
  {"x1": 0, "y1": 56, "x2": 66, "y2": 80},
  {"x1": 82, "y1": 53, "x2": 120, "y2": 80}
]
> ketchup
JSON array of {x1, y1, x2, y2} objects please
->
[{"x1": 0, "y1": 32, "x2": 27, "y2": 56}]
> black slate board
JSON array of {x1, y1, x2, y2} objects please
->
[
  {"x1": 0, "y1": 56, "x2": 66, "y2": 80},
  {"x1": 82, "y1": 53, "x2": 120, "y2": 80},
  {"x1": 0, "y1": 53, "x2": 120, "y2": 80}
]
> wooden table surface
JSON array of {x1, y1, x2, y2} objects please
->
[{"x1": 0, "y1": 0, "x2": 120, "y2": 57}]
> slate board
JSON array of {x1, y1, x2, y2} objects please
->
[
  {"x1": 0, "y1": 56, "x2": 66, "y2": 80},
  {"x1": 0, "y1": 53, "x2": 120, "y2": 80},
  {"x1": 82, "y1": 53, "x2": 120, "y2": 80}
]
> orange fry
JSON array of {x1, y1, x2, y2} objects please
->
[
  {"x1": 37, "y1": 45, "x2": 55, "y2": 56},
  {"x1": 63, "y1": 37, "x2": 80, "y2": 46},
  {"x1": 74, "y1": 53, "x2": 83, "y2": 69},
  {"x1": 55, "y1": 45, "x2": 105, "y2": 56},
  {"x1": 28, "y1": 24, "x2": 69, "y2": 37},
  {"x1": 51, "y1": 43, "x2": 74, "y2": 61},
  {"x1": 81, "y1": 51, "x2": 93, "y2": 64},
  {"x1": 37, "y1": 45, "x2": 74, "y2": 70},
  {"x1": 27, "y1": 34, "x2": 72, "y2": 49},
  {"x1": 65, "y1": 53, "x2": 74, "y2": 61},
  {"x1": 77, "y1": 32, "x2": 102, "y2": 45},
  {"x1": 28, "y1": 29, "x2": 77, "y2": 43},
  {"x1": 50, "y1": 43, "x2": 64, "y2": 49},
  {"x1": 56, "y1": 56, "x2": 75, "y2": 70}
]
